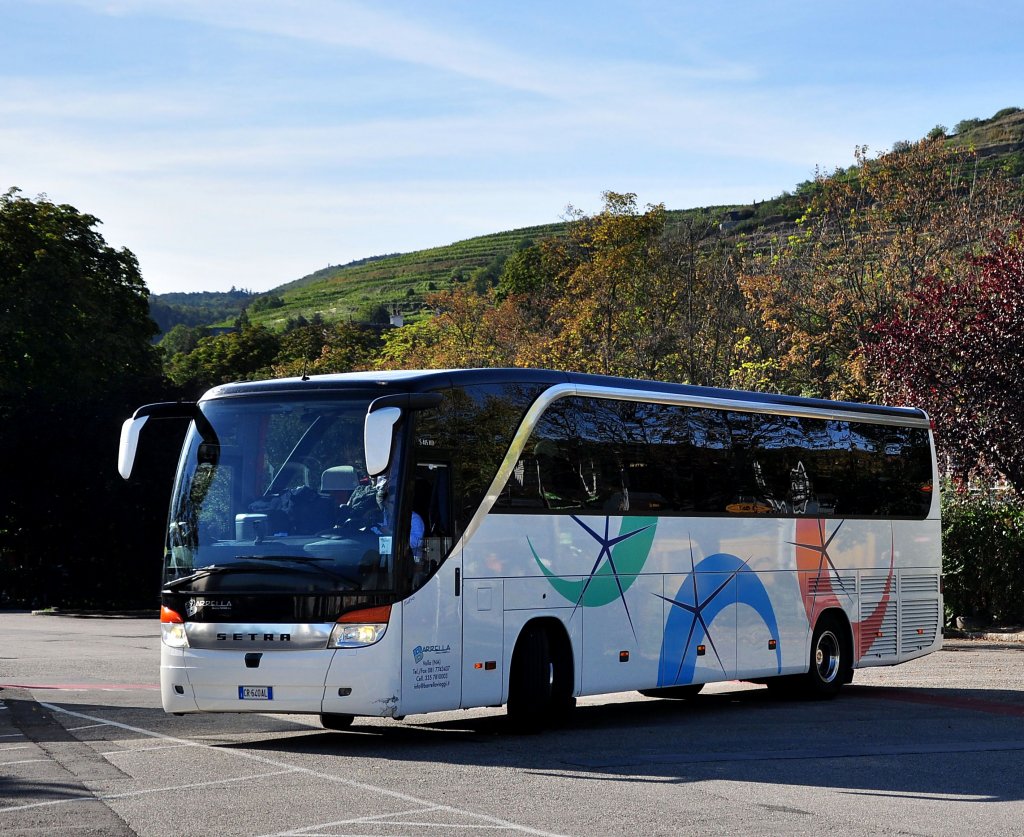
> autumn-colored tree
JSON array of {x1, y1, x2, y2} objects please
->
[
  {"x1": 380, "y1": 193, "x2": 744, "y2": 385},
  {"x1": 500, "y1": 194, "x2": 743, "y2": 384},
  {"x1": 522, "y1": 192, "x2": 676, "y2": 377},
  {"x1": 376, "y1": 284, "x2": 526, "y2": 370},
  {"x1": 738, "y1": 139, "x2": 1019, "y2": 399},
  {"x1": 660, "y1": 214, "x2": 744, "y2": 386},
  {"x1": 865, "y1": 224, "x2": 1024, "y2": 492}
]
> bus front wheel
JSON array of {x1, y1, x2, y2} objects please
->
[
  {"x1": 638, "y1": 684, "x2": 703, "y2": 700},
  {"x1": 507, "y1": 623, "x2": 560, "y2": 733},
  {"x1": 320, "y1": 712, "x2": 354, "y2": 731}
]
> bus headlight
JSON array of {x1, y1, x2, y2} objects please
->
[
  {"x1": 328, "y1": 605, "x2": 391, "y2": 648},
  {"x1": 161, "y1": 622, "x2": 190, "y2": 648},
  {"x1": 160, "y1": 605, "x2": 189, "y2": 648}
]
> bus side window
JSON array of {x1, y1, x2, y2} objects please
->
[
  {"x1": 426, "y1": 467, "x2": 451, "y2": 536},
  {"x1": 534, "y1": 440, "x2": 587, "y2": 509},
  {"x1": 411, "y1": 464, "x2": 455, "y2": 590}
]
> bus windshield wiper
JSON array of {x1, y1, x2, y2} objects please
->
[
  {"x1": 165, "y1": 555, "x2": 359, "y2": 589},
  {"x1": 232, "y1": 554, "x2": 359, "y2": 585},
  {"x1": 163, "y1": 558, "x2": 322, "y2": 590},
  {"x1": 232, "y1": 554, "x2": 328, "y2": 564},
  {"x1": 162, "y1": 565, "x2": 235, "y2": 590}
]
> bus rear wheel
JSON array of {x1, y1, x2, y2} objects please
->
[{"x1": 804, "y1": 614, "x2": 850, "y2": 699}]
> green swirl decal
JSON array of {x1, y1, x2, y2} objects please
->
[{"x1": 529, "y1": 515, "x2": 658, "y2": 608}]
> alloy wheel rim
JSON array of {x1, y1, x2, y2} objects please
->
[{"x1": 815, "y1": 630, "x2": 841, "y2": 683}]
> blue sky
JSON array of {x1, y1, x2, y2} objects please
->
[{"x1": 3, "y1": 0, "x2": 1022, "y2": 294}]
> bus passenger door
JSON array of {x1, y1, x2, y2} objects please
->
[{"x1": 400, "y1": 464, "x2": 463, "y2": 715}]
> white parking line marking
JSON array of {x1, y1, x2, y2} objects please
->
[
  {"x1": 264, "y1": 803, "x2": 528, "y2": 827},
  {"x1": 37, "y1": 703, "x2": 568, "y2": 837},
  {"x1": 66, "y1": 723, "x2": 108, "y2": 731},
  {"x1": 0, "y1": 769, "x2": 299, "y2": 813},
  {"x1": 0, "y1": 745, "x2": 32, "y2": 752},
  {"x1": 258, "y1": 805, "x2": 444, "y2": 836},
  {"x1": 98, "y1": 743, "x2": 194, "y2": 756},
  {"x1": 0, "y1": 759, "x2": 50, "y2": 767}
]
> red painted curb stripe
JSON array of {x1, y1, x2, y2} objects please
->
[
  {"x1": 869, "y1": 688, "x2": 1024, "y2": 717},
  {"x1": 1, "y1": 683, "x2": 159, "y2": 691}
]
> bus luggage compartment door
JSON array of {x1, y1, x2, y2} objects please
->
[{"x1": 461, "y1": 579, "x2": 504, "y2": 708}]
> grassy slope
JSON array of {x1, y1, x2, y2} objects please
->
[{"x1": 251, "y1": 221, "x2": 567, "y2": 329}]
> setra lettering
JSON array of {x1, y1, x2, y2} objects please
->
[{"x1": 214, "y1": 632, "x2": 293, "y2": 642}]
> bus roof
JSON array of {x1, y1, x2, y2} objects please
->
[{"x1": 201, "y1": 368, "x2": 927, "y2": 424}]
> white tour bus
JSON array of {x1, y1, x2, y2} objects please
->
[{"x1": 118, "y1": 369, "x2": 941, "y2": 730}]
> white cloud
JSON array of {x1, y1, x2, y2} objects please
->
[
  {"x1": 68, "y1": 0, "x2": 756, "y2": 100},
  {"x1": 10, "y1": 0, "x2": 1011, "y2": 294}
]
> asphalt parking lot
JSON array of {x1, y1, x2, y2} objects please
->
[{"x1": 2, "y1": 612, "x2": 1024, "y2": 836}]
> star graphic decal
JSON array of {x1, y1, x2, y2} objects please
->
[
  {"x1": 790, "y1": 518, "x2": 854, "y2": 600},
  {"x1": 656, "y1": 541, "x2": 751, "y2": 682},
  {"x1": 567, "y1": 515, "x2": 654, "y2": 640}
]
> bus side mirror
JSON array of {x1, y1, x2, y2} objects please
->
[
  {"x1": 364, "y1": 392, "x2": 443, "y2": 477},
  {"x1": 118, "y1": 416, "x2": 149, "y2": 480},
  {"x1": 364, "y1": 407, "x2": 402, "y2": 477},
  {"x1": 117, "y1": 401, "x2": 200, "y2": 480}
]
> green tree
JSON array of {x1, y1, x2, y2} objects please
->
[
  {"x1": 165, "y1": 322, "x2": 280, "y2": 395},
  {"x1": 495, "y1": 245, "x2": 549, "y2": 301},
  {"x1": 272, "y1": 321, "x2": 381, "y2": 376},
  {"x1": 356, "y1": 301, "x2": 391, "y2": 325},
  {"x1": 249, "y1": 293, "x2": 285, "y2": 313},
  {"x1": 0, "y1": 188, "x2": 160, "y2": 411},
  {"x1": 157, "y1": 323, "x2": 209, "y2": 359},
  {"x1": 0, "y1": 188, "x2": 169, "y2": 608}
]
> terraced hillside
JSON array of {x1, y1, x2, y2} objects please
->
[
  {"x1": 154, "y1": 106, "x2": 1024, "y2": 334},
  {"x1": 245, "y1": 220, "x2": 568, "y2": 328}
]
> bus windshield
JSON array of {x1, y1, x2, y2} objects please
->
[{"x1": 165, "y1": 395, "x2": 403, "y2": 596}]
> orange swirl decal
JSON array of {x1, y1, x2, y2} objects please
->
[{"x1": 794, "y1": 518, "x2": 894, "y2": 662}]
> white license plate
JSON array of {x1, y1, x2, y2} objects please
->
[{"x1": 238, "y1": 685, "x2": 273, "y2": 700}]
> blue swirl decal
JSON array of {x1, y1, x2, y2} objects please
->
[{"x1": 657, "y1": 552, "x2": 782, "y2": 686}]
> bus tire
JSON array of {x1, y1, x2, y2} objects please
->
[
  {"x1": 804, "y1": 614, "x2": 849, "y2": 699},
  {"x1": 320, "y1": 712, "x2": 354, "y2": 731},
  {"x1": 507, "y1": 623, "x2": 555, "y2": 733},
  {"x1": 638, "y1": 684, "x2": 703, "y2": 700}
]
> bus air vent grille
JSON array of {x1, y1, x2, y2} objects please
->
[
  {"x1": 808, "y1": 574, "x2": 857, "y2": 596},
  {"x1": 900, "y1": 599, "x2": 939, "y2": 653},
  {"x1": 859, "y1": 575, "x2": 890, "y2": 598},
  {"x1": 859, "y1": 575, "x2": 897, "y2": 658},
  {"x1": 900, "y1": 574, "x2": 939, "y2": 596}
]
